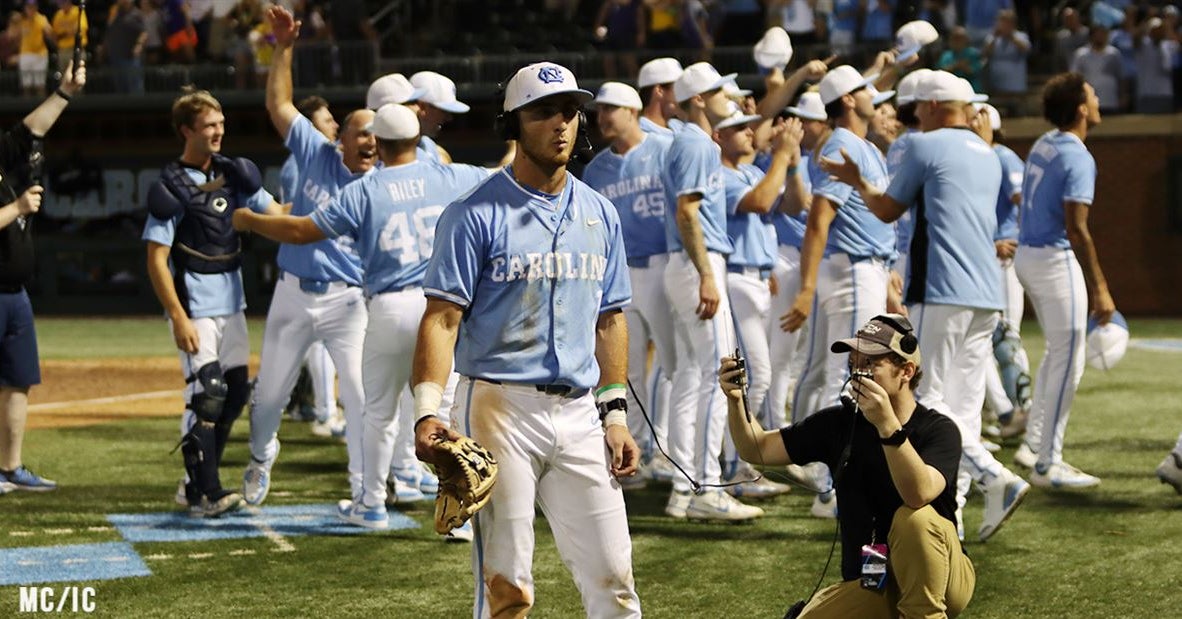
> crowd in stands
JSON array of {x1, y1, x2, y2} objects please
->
[{"x1": 1, "y1": 0, "x2": 1181, "y2": 113}]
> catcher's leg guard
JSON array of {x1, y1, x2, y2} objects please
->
[
  {"x1": 992, "y1": 320, "x2": 1032, "y2": 412},
  {"x1": 186, "y1": 362, "x2": 229, "y2": 499},
  {"x1": 216, "y1": 366, "x2": 250, "y2": 462}
]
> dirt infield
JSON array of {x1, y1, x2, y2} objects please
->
[{"x1": 27, "y1": 356, "x2": 261, "y2": 429}]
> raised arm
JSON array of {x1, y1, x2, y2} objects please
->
[
  {"x1": 23, "y1": 60, "x2": 84, "y2": 137},
  {"x1": 720, "y1": 357, "x2": 790, "y2": 464},
  {"x1": 264, "y1": 5, "x2": 301, "y2": 139}
]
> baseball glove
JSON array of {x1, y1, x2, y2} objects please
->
[{"x1": 432, "y1": 435, "x2": 498, "y2": 534}]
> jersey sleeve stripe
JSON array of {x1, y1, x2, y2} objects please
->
[
  {"x1": 1063, "y1": 196, "x2": 1093, "y2": 205},
  {"x1": 424, "y1": 288, "x2": 471, "y2": 308},
  {"x1": 600, "y1": 298, "x2": 631, "y2": 313},
  {"x1": 677, "y1": 186, "x2": 708, "y2": 198}
]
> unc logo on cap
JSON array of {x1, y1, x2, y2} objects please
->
[
  {"x1": 212, "y1": 197, "x2": 229, "y2": 213},
  {"x1": 537, "y1": 66, "x2": 565, "y2": 84}
]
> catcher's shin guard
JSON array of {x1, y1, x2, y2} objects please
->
[
  {"x1": 992, "y1": 320, "x2": 1032, "y2": 411},
  {"x1": 216, "y1": 366, "x2": 250, "y2": 461},
  {"x1": 181, "y1": 421, "x2": 224, "y2": 498}
]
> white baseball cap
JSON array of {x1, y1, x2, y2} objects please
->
[
  {"x1": 894, "y1": 20, "x2": 940, "y2": 62},
  {"x1": 594, "y1": 81, "x2": 643, "y2": 110},
  {"x1": 368, "y1": 104, "x2": 420, "y2": 140},
  {"x1": 1086, "y1": 310, "x2": 1129, "y2": 371},
  {"x1": 410, "y1": 71, "x2": 470, "y2": 114},
  {"x1": 714, "y1": 101, "x2": 762, "y2": 131},
  {"x1": 723, "y1": 82, "x2": 754, "y2": 99},
  {"x1": 974, "y1": 102, "x2": 1001, "y2": 130},
  {"x1": 914, "y1": 71, "x2": 987, "y2": 103},
  {"x1": 638, "y1": 57, "x2": 684, "y2": 88},
  {"x1": 366, "y1": 73, "x2": 424, "y2": 110},
  {"x1": 502, "y1": 62, "x2": 593, "y2": 112},
  {"x1": 753, "y1": 27, "x2": 794, "y2": 70},
  {"x1": 819, "y1": 65, "x2": 878, "y2": 105},
  {"x1": 868, "y1": 85, "x2": 896, "y2": 106},
  {"x1": 785, "y1": 91, "x2": 827, "y2": 121},
  {"x1": 896, "y1": 68, "x2": 933, "y2": 105},
  {"x1": 674, "y1": 62, "x2": 738, "y2": 103}
]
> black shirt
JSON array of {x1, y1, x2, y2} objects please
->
[
  {"x1": 781, "y1": 401, "x2": 962, "y2": 581},
  {"x1": 0, "y1": 123, "x2": 37, "y2": 288}
]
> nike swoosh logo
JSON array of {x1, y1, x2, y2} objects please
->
[{"x1": 587, "y1": 218, "x2": 601, "y2": 226}]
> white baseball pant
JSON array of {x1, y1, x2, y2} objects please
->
[
  {"x1": 724, "y1": 267, "x2": 772, "y2": 477},
  {"x1": 176, "y1": 313, "x2": 250, "y2": 437},
  {"x1": 455, "y1": 379, "x2": 640, "y2": 619},
  {"x1": 248, "y1": 273, "x2": 367, "y2": 498},
  {"x1": 792, "y1": 253, "x2": 889, "y2": 421},
  {"x1": 767, "y1": 245, "x2": 809, "y2": 427},
  {"x1": 623, "y1": 255, "x2": 675, "y2": 461},
  {"x1": 664, "y1": 251, "x2": 736, "y2": 489},
  {"x1": 304, "y1": 340, "x2": 337, "y2": 422},
  {"x1": 983, "y1": 257, "x2": 1031, "y2": 416},
  {"x1": 1014, "y1": 245, "x2": 1087, "y2": 469},
  {"x1": 909, "y1": 303, "x2": 1006, "y2": 506}
]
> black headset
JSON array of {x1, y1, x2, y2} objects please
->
[
  {"x1": 873, "y1": 313, "x2": 918, "y2": 355},
  {"x1": 494, "y1": 66, "x2": 595, "y2": 163}
]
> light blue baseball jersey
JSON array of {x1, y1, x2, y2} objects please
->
[
  {"x1": 582, "y1": 132, "x2": 672, "y2": 259},
  {"x1": 418, "y1": 134, "x2": 442, "y2": 164},
  {"x1": 281, "y1": 115, "x2": 368, "y2": 285},
  {"x1": 723, "y1": 163, "x2": 777, "y2": 269},
  {"x1": 639, "y1": 116, "x2": 675, "y2": 136},
  {"x1": 810, "y1": 127, "x2": 896, "y2": 259},
  {"x1": 663, "y1": 122, "x2": 733, "y2": 254},
  {"x1": 142, "y1": 169, "x2": 275, "y2": 319},
  {"x1": 424, "y1": 169, "x2": 632, "y2": 390},
  {"x1": 1019, "y1": 130, "x2": 1096, "y2": 249},
  {"x1": 768, "y1": 153, "x2": 811, "y2": 250},
  {"x1": 310, "y1": 160, "x2": 490, "y2": 296},
  {"x1": 887, "y1": 129, "x2": 918, "y2": 256},
  {"x1": 885, "y1": 127, "x2": 1003, "y2": 310},
  {"x1": 994, "y1": 144, "x2": 1024, "y2": 241},
  {"x1": 279, "y1": 154, "x2": 299, "y2": 204}
]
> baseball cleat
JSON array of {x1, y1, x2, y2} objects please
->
[
  {"x1": 665, "y1": 489, "x2": 692, "y2": 519},
  {"x1": 1030, "y1": 461, "x2": 1100, "y2": 489},
  {"x1": 1155, "y1": 452, "x2": 1182, "y2": 495},
  {"x1": 724, "y1": 475, "x2": 791, "y2": 500},
  {"x1": 192, "y1": 492, "x2": 244, "y2": 518},
  {"x1": 1013, "y1": 443, "x2": 1037, "y2": 469},
  {"x1": 810, "y1": 490, "x2": 838, "y2": 519},
  {"x1": 416, "y1": 466, "x2": 440, "y2": 495},
  {"x1": 686, "y1": 489, "x2": 764, "y2": 522},
  {"x1": 386, "y1": 477, "x2": 427, "y2": 505},
  {"x1": 444, "y1": 521, "x2": 474, "y2": 543},
  {"x1": 2, "y1": 466, "x2": 57, "y2": 492},
  {"x1": 311, "y1": 408, "x2": 346, "y2": 438},
  {"x1": 978, "y1": 470, "x2": 1030, "y2": 541},
  {"x1": 784, "y1": 462, "x2": 831, "y2": 494},
  {"x1": 337, "y1": 499, "x2": 389, "y2": 529},
  {"x1": 646, "y1": 455, "x2": 677, "y2": 483},
  {"x1": 982, "y1": 439, "x2": 1001, "y2": 453},
  {"x1": 0, "y1": 479, "x2": 14, "y2": 495},
  {"x1": 242, "y1": 440, "x2": 280, "y2": 506}
]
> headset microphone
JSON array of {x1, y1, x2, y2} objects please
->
[{"x1": 573, "y1": 111, "x2": 594, "y2": 164}]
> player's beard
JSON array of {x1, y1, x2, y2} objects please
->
[{"x1": 520, "y1": 130, "x2": 575, "y2": 175}]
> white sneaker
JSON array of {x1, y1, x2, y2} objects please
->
[
  {"x1": 385, "y1": 477, "x2": 427, "y2": 505},
  {"x1": 982, "y1": 423, "x2": 1001, "y2": 439},
  {"x1": 1156, "y1": 452, "x2": 1182, "y2": 495},
  {"x1": 647, "y1": 455, "x2": 677, "y2": 483},
  {"x1": 725, "y1": 475, "x2": 791, "y2": 500},
  {"x1": 686, "y1": 489, "x2": 764, "y2": 522},
  {"x1": 445, "y1": 521, "x2": 474, "y2": 543},
  {"x1": 810, "y1": 490, "x2": 837, "y2": 519},
  {"x1": 1030, "y1": 461, "x2": 1101, "y2": 489},
  {"x1": 665, "y1": 489, "x2": 692, "y2": 519},
  {"x1": 978, "y1": 470, "x2": 1030, "y2": 541},
  {"x1": 311, "y1": 408, "x2": 346, "y2": 438},
  {"x1": 242, "y1": 440, "x2": 280, "y2": 506},
  {"x1": 1013, "y1": 443, "x2": 1037, "y2": 469},
  {"x1": 784, "y1": 462, "x2": 830, "y2": 494},
  {"x1": 982, "y1": 439, "x2": 1001, "y2": 453},
  {"x1": 337, "y1": 499, "x2": 389, "y2": 529}
]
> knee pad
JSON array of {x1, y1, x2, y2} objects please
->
[{"x1": 191, "y1": 361, "x2": 228, "y2": 424}]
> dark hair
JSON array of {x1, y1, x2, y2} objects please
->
[
  {"x1": 297, "y1": 95, "x2": 329, "y2": 120},
  {"x1": 885, "y1": 353, "x2": 924, "y2": 390},
  {"x1": 376, "y1": 136, "x2": 418, "y2": 155},
  {"x1": 897, "y1": 101, "x2": 918, "y2": 127},
  {"x1": 1042, "y1": 72, "x2": 1088, "y2": 129},
  {"x1": 824, "y1": 98, "x2": 845, "y2": 125},
  {"x1": 639, "y1": 85, "x2": 656, "y2": 106}
]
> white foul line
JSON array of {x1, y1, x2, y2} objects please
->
[
  {"x1": 29, "y1": 390, "x2": 177, "y2": 412},
  {"x1": 253, "y1": 520, "x2": 296, "y2": 553}
]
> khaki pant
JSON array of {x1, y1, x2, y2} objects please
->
[{"x1": 800, "y1": 506, "x2": 975, "y2": 619}]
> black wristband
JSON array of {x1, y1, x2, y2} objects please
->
[
  {"x1": 54, "y1": 88, "x2": 72, "y2": 102},
  {"x1": 596, "y1": 397, "x2": 627, "y2": 421},
  {"x1": 880, "y1": 427, "x2": 910, "y2": 447}
]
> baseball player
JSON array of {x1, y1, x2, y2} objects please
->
[
  {"x1": 766, "y1": 92, "x2": 825, "y2": 435},
  {"x1": 234, "y1": 103, "x2": 489, "y2": 529},
  {"x1": 780, "y1": 66, "x2": 896, "y2": 518},
  {"x1": 410, "y1": 71, "x2": 469, "y2": 163},
  {"x1": 972, "y1": 103, "x2": 1033, "y2": 439},
  {"x1": 144, "y1": 88, "x2": 281, "y2": 517},
  {"x1": 581, "y1": 81, "x2": 676, "y2": 486},
  {"x1": 411, "y1": 62, "x2": 641, "y2": 618},
  {"x1": 886, "y1": 69, "x2": 932, "y2": 302},
  {"x1": 243, "y1": 6, "x2": 373, "y2": 505},
  {"x1": 1014, "y1": 73, "x2": 1115, "y2": 488},
  {"x1": 278, "y1": 95, "x2": 343, "y2": 437},
  {"x1": 715, "y1": 103, "x2": 797, "y2": 500},
  {"x1": 822, "y1": 71, "x2": 1030, "y2": 541},
  {"x1": 366, "y1": 72, "x2": 446, "y2": 165},
  {"x1": 637, "y1": 57, "x2": 683, "y2": 135},
  {"x1": 661, "y1": 62, "x2": 763, "y2": 522},
  {"x1": 0, "y1": 60, "x2": 85, "y2": 494}
]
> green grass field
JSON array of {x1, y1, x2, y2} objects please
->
[{"x1": 3, "y1": 317, "x2": 1181, "y2": 618}]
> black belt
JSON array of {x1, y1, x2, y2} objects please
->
[{"x1": 480, "y1": 379, "x2": 582, "y2": 397}]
